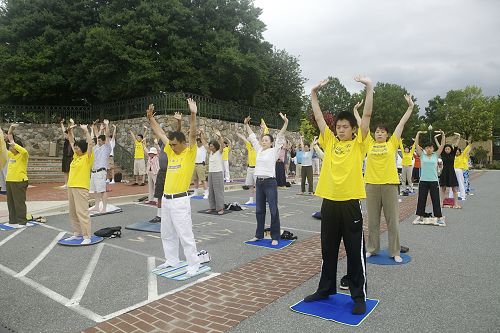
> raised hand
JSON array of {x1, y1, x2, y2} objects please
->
[
  {"x1": 454, "y1": 132, "x2": 461, "y2": 136},
  {"x1": 353, "y1": 100, "x2": 364, "y2": 111},
  {"x1": 354, "y1": 75, "x2": 372, "y2": 86},
  {"x1": 187, "y1": 98, "x2": 197, "y2": 114},
  {"x1": 92, "y1": 119, "x2": 99, "y2": 126},
  {"x1": 214, "y1": 129, "x2": 222, "y2": 137},
  {"x1": 174, "y1": 112, "x2": 182, "y2": 121},
  {"x1": 154, "y1": 138, "x2": 158, "y2": 144},
  {"x1": 312, "y1": 136, "x2": 318, "y2": 146},
  {"x1": 69, "y1": 118, "x2": 75, "y2": 124},
  {"x1": 404, "y1": 94, "x2": 414, "y2": 108},
  {"x1": 103, "y1": 119, "x2": 109, "y2": 126},
  {"x1": 146, "y1": 104, "x2": 155, "y2": 119},
  {"x1": 60, "y1": 118, "x2": 65, "y2": 124},
  {"x1": 279, "y1": 112, "x2": 288, "y2": 123},
  {"x1": 10, "y1": 123, "x2": 19, "y2": 129},
  {"x1": 244, "y1": 116, "x2": 251, "y2": 125},
  {"x1": 100, "y1": 123, "x2": 105, "y2": 131},
  {"x1": 112, "y1": 124, "x2": 117, "y2": 129},
  {"x1": 417, "y1": 130, "x2": 427, "y2": 134},
  {"x1": 143, "y1": 125, "x2": 148, "y2": 131},
  {"x1": 311, "y1": 79, "x2": 329, "y2": 92},
  {"x1": 80, "y1": 124, "x2": 89, "y2": 131}
]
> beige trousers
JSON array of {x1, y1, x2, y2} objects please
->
[
  {"x1": 68, "y1": 187, "x2": 91, "y2": 237},
  {"x1": 366, "y1": 184, "x2": 400, "y2": 257}
]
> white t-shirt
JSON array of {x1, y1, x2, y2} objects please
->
[
  {"x1": 196, "y1": 146, "x2": 207, "y2": 164},
  {"x1": 248, "y1": 133, "x2": 285, "y2": 178},
  {"x1": 93, "y1": 143, "x2": 112, "y2": 170},
  {"x1": 109, "y1": 138, "x2": 115, "y2": 157},
  {"x1": 301, "y1": 151, "x2": 313, "y2": 166},
  {"x1": 208, "y1": 150, "x2": 223, "y2": 173}
]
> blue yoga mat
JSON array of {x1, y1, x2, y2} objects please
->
[
  {"x1": 244, "y1": 238, "x2": 294, "y2": 249},
  {"x1": 242, "y1": 202, "x2": 256, "y2": 207},
  {"x1": 0, "y1": 221, "x2": 39, "y2": 231},
  {"x1": 366, "y1": 249, "x2": 411, "y2": 265},
  {"x1": 152, "y1": 261, "x2": 211, "y2": 281},
  {"x1": 191, "y1": 195, "x2": 205, "y2": 200},
  {"x1": 58, "y1": 235, "x2": 103, "y2": 246},
  {"x1": 290, "y1": 293, "x2": 379, "y2": 327},
  {"x1": 125, "y1": 221, "x2": 161, "y2": 233}
]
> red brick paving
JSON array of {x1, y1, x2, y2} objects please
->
[{"x1": 76, "y1": 172, "x2": 483, "y2": 333}]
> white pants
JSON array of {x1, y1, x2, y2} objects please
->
[
  {"x1": 223, "y1": 160, "x2": 230, "y2": 181},
  {"x1": 448, "y1": 168, "x2": 465, "y2": 199},
  {"x1": 161, "y1": 195, "x2": 200, "y2": 272},
  {"x1": 312, "y1": 158, "x2": 320, "y2": 175},
  {"x1": 147, "y1": 171, "x2": 157, "y2": 202}
]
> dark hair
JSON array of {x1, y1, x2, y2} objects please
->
[
  {"x1": 375, "y1": 124, "x2": 389, "y2": 133},
  {"x1": 98, "y1": 134, "x2": 106, "y2": 142},
  {"x1": 335, "y1": 111, "x2": 357, "y2": 128},
  {"x1": 304, "y1": 141, "x2": 310, "y2": 148},
  {"x1": 263, "y1": 134, "x2": 274, "y2": 143},
  {"x1": 196, "y1": 138, "x2": 202, "y2": 143},
  {"x1": 443, "y1": 144, "x2": 453, "y2": 153},
  {"x1": 209, "y1": 140, "x2": 220, "y2": 151},
  {"x1": 7, "y1": 138, "x2": 23, "y2": 150},
  {"x1": 456, "y1": 148, "x2": 462, "y2": 154},
  {"x1": 223, "y1": 140, "x2": 229, "y2": 146},
  {"x1": 423, "y1": 141, "x2": 435, "y2": 149},
  {"x1": 137, "y1": 134, "x2": 144, "y2": 140},
  {"x1": 167, "y1": 131, "x2": 186, "y2": 143},
  {"x1": 92, "y1": 137, "x2": 97, "y2": 144},
  {"x1": 64, "y1": 130, "x2": 69, "y2": 134},
  {"x1": 74, "y1": 139, "x2": 88, "y2": 153}
]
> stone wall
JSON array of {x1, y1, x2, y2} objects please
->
[{"x1": 1, "y1": 116, "x2": 301, "y2": 179}]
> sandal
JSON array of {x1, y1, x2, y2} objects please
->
[
  {"x1": 452, "y1": 205, "x2": 462, "y2": 209},
  {"x1": 217, "y1": 210, "x2": 224, "y2": 215},
  {"x1": 205, "y1": 209, "x2": 214, "y2": 213}
]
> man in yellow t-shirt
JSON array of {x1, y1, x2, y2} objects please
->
[
  {"x1": 129, "y1": 127, "x2": 147, "y2": 186},
  {"x1": 147, "y1": 99, "x2": 201, "y2": 276},
  {"x1": 62, "y1": 124, "x2": 95, "y2": 245},
  {"x1": 236, "y1": 132, "x2": 257, "y2": 204},
  {"x1": 303, "y1": 76, "x2": 374, "y2": 316},
  {"x1": 222, "y1": 140, "x2": 231, "y2": 182},
  {"x1": 4, "y1": 124, "x2": 29, "y2": 227}
]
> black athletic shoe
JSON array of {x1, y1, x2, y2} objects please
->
[
  {"x1": 340, "y1": 275, "x2": 349, "y2": 290},
  {"x1": 352, "y1": 301, "x2": 366, "y2": 315},
  {"x1": 303, "y1": 292, "x2": 329, "y2": 303},
  {"x1": 149, "y1": 216, "x2": 161, "y2": 223},
  {"x1": 400, "y1": 245, "x2": 409, "y2": 253}
]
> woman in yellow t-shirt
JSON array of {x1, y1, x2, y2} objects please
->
[
  {"x1": 221, "y1": 139, "x2": 231, "y2": 182},
  {"x1": 362, "y1": 95, "x2": 415, "y2": 263},
  {"x1": 400, "y1": 141, "x2": 416, "y2": 193},
  {"x1": 62, "y1": 124, "x2": 95, "y2": 245}
]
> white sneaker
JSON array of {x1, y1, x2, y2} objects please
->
[
  {"x1": 248, "y1": 237, "x2": 261, "y2": 242},
  {"x1": 366, "y1": 252, "x2": 372, "y2": 258},
  {"x1": 81, "y1": 238, "x2": 92, "y2": 245},
  {"x1": 436, "y1": 218, "x2": 446, "y2": 227},
  {"x1": 394, "y1": 256, "x2": 403, "y2": 263},
  {"x1": 106, "y1": 179, "x2": 110, "y2": 184},
  {"x1": 110, "y1": 180, "x2": 115, "y2": 184},
  {"x1": 156, "y1": 262, "x2": 177, "y2": 270},
  {"x1": 203, "y1": 194, "x2": 208, "y2": 199},
  {"x1": 245, "y1": 199, "x2": 254, "y2": 205},
  {"x1": 65, "y1": 235, "x2": 82, "y2": 241},
  {"x1": 59, "y1": 184, "x2": 67, "y2": 189}
]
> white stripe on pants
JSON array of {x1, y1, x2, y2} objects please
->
[{"x1": 161, "y1": 195, "x2": 200, "y2": 272}]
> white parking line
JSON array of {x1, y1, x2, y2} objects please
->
[
  {"x1": 147, "y1": 257, "x2": 158, "y2": 301},
  {"x1": 0, "y1": 228, "x2": 25, "y2": 247},
  {"x1": 67, "y1": 243, "x2": 105, "y2": 306},
  {"x1": 15, "y1": 232, "x2": 66, "y2": 277}
]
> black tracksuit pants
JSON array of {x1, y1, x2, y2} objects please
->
[{"x1": 316, "y1": 198, "x2": 367, "y2": 303}]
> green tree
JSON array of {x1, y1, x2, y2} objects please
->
[{"x1": 423, "y1": 95, "x2": 445, "y2": 126}]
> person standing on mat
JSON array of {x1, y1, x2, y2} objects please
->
[
  {"x1": 362, "y1": 95, "x2": 415, "y2": 263},
  {"x1": 60, "y1": 119, "x2": 74, "y2": 189},
  {"x1": 304, "y1": 76, "x2": 373, "y2": 316},
  {"x1": 400, "y1": 141, "x2": 416, "y2": 193},
  {"x1": 200, "y1": 128, "x2": 225, "y2": 215},
  {"x1": 453, "y1": 141, "x2": 471, "y2": 200},
  {"x1": 89, "y1": 120, "x2": 112, "y2": 214},
  {"x1": 193, "y1": 134, "x2": 208, "y2": 199},
  {"x1": 299, "y1": 135, "x2": 313, "y2": 195},
  {"x1": 4, "y1": 124, "x2": 29, "y2": 228},
  {"x1": 147, "y1": 100, "x2": 201, "y2": 276},
  {"x1": 130, "y1": 127, "x2": 147, "y2": 186},
  {"x1": 244, "y1": 112, "x2": 288, "y2": 246},
  {"x1": 415, "y1": 130, "x2": 446, "y2": 225},
  {"x1": 66, "y1": 124, "x2": 95, "y2": 245},
  {"x1": 222, "y1": 138, "x2": 231, "y2": 183},
  {"x1": 236, "y1": 132, "x2": 257, "y2": 205},
  {"x1": 437, "y1": 133, "x2": 461, "y2": 208},
  {"x1": 148, "y1": 113, "x2": 180, "y2": 223}
]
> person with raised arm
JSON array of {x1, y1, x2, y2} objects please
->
[
  {"x1": 147, "y1": 100, "x2": 201, "y2": 276},
  {"x1": 192, "y1": 115, "x2": 208, "y2": 199},
  {"x1": 107, "y1": 123, "x2": 117, "y2": 184},
  {"x1": 303, "y1": 75, "x2": 373, "y2": 316},
  {"x1": 59, "y1": 118, "x2": 74, "y2": 189},
  {"x1": 400, "y1": 139, "x2": 416, "y2": 193},
  {"x1": 453, "y1": 138, "x2": 472, "y2": 200},
  {"x1": 438, "y1": 132, "x2": 461, "y2": 208},
  {"x1": 244, "y1": 113, "x2": 288, "y2": 246},
  {"x1": 221, "y1": 137, "x2": 231, "y2": 183},
  {"x1": 89, "y1": 120, "x2": 112, "y2": 213},
  {"x1": 236, "y1": 131, "x2": 257, "y2": 204},
  {"x1": 200, "y1": 127, "x2": 225, "y2": 215},
  {"x1": 299, "y1": 135, "x2": 314, "y2": 195},
  {"x1": 415, "y1": 129, "x2": 446, "y2": 225},
  {"x1": 129, "y1": 126, "x2": 148, "y2": 186},
  {"x1": 65, "y1": 124, "x2": 95, "y2": 245},
  {"x1": 4, "y1": 124, "x2": 29, "y2": 228}
]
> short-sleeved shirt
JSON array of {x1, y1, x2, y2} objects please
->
[
  {"x1": 6, "y1": 144, "x2": 29, "y2": 182},
  {"x1": 301, "y1": 151, "x2": 313, "y2": 166},
  {"x1": 364, "y1": 135, "x2": 400, "y2": 184},
  {"x1": 222, "y1": 147, "x2": 230, "y2": 161},
  {"x1": 195, "y1": 146, "x2": 207, "y2": 164},
  {"x1": 420, "y1": 153, "x2": 439, "y2": 182},
  {"x1": 401, "y1": 144, "x2": 415, "y2": 166},
  {"x1": 68, "y1": 152, "x2": 94, "y2": 190},
  {"x1": 209, "y1": 150, "x2": 223, "y2": 173},
  {"x1": 315, "y1": 127, "x2": 367, "y2": 201},
  {"x1": 296, "y1": 150, "x2": 303, "y2": 164},
  {"x1": 454, "y1": 145, "x2": 471, "y2": 170},
  {"x1": 134, "y1": 140, "x2": 144, "y2": 159},
  {"x1": 245, "y1": 142, "x2": 256, "y2": 167},
  {"x1": 163, "y1": 143, "x2": 197, "y2": 194},
  {"x1": 92, "y1": 143, "x2": 112, "y2": 170}
]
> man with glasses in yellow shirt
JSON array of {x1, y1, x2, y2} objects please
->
[
  {"x1": 147, "y1": 99, "x2": 201, "y2": 276},
  {"x1": 303, "y1": 76, "x2": 374, "y2": 316}
]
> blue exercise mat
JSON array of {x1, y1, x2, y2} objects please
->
[
  {"x1": 58, "y1": 235, "x2": 104, "y2": 246},
  {"x1": 191, "y1": 195, "x2": 205, "y2": 200},
  {"x1": 152, "y1": 261, "x2": 211, "y2": 281},
  {"x1": 0, "y1": 221, "x2": 39, "y2": 231},
  {"x1": 366, "y1": 249, "x2": 411, "y2": 265},
  {"x1": 125, "y1": 220, "x2": 161, "y2": 233},
  {"x1": 242, "y1": 202, "x2": 256, "y2": 207},
  {"x1": 290, "y1": 293, "x2": 379, "y2": 327},
  {"x1": 244, "y1": 238, "x2": 294, "y2": 249}
]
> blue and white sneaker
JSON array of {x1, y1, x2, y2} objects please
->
[{"x1": 436, "y1": 218, "x2": 446, "y2": 227}]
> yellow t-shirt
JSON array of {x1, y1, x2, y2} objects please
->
[
  {"x1": 364, "y1": 135, "x2": 400, "y2": 184},
  {"x1": 401, "y1": 143, "x2": 415, "y2": 166},
  {"x1": 454, "y1": 145, "x2": 471, "y2": 170},
  {"x1": 222, "y1": 147, "x2": 230, "y2": 161},
  {"x1": 315, "y1": 127, "x2": 367, "y2": 201},
  {"x1": 68, "y1": 152, "x2": 94, "y2": 190},
  {"x1": 6, "y1": 144, "x2": 29, "y2": 182},
  {"x1": 163, "y1": 143, "x2": 197, "y2": 194},
  {"x1": 134, "y1": 140, "x2": 144, "y2": 159},
  {"x1": 245, "y1": 142, "x2": 256, "y2": 167}
]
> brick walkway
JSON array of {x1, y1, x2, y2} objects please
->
[{"x1": 80, "y1": 172, "x2": 484, "y2": 333}]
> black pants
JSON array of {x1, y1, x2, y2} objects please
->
[
  {"x1": 316, "y1": 199, "x2": 367, "y2": 303},
  {"x1": 416, "y1": 181, "x2": 442, "y2": 218},
  {"x1": 301, "y1": 165, "x2": 313, "y2": 193},
  {"x1": 275, "y1": 161, "x2": 287, "y2": 187}
]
